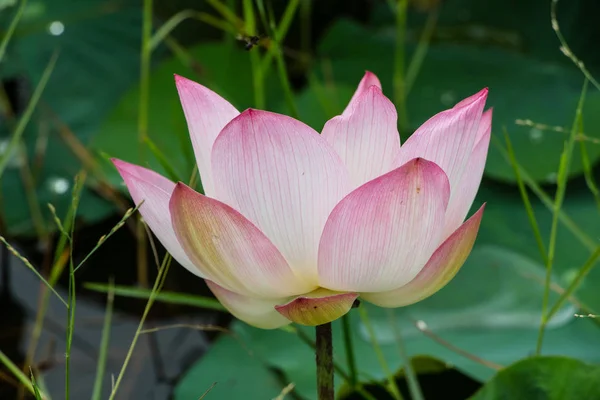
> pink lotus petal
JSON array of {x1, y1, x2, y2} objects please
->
[
  {"x1": 393, "y1": 88, "x2": 487, "y2": 197},
  {"x1": 112, "y1": 159, "x2": 203, "y2": 278},
  {"x1": 452, "y1": 89, "x2": 488, "y2": 110},
  {"x1": 342, "y1": 71, "x2": 382, "y2": 116},
  {"x1": 322, "y1": 80, "x2": 400, "y2": 187},
  {"x1": 207, "y1": 281, "x2": 291, "y2": 329},
  {"x1": 170, "y1": 183, "x2": 315, "y2": 298},
  {"x1": 475, "y1": 108, "x2": 493, "y2": 144},
  {"x1": 211, "y1": 109, "x2": 352, "y2": 283},
  {"x1": 275, "y1": 289, "x2": 358, "y2": 326},
  {"x1": 362, "y1": 205, "x2": 485, "y2": 307},
  {"x1": 175, "y1": 74, "x2": 239, "y2": 196},
  {"x1": 318, "y1": 158, "x2": 450, "y2": 292},
  {"x1": 443, "y1": 109, "x2": 492, "y2": 237}
]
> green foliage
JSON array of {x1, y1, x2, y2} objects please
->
[
  {"x1": 471, "y1": 356, "x2": 600, "y2": 400},
  {"x1": 313, "y1": 0, "x2": 600, "y2": 183},
  {"x1": 474, "y1": 183, "x2": 600, "y2": 312},
  {"x1": 92, "y1": 41, "x2": 284, "y2": 189},
  {"x1": 4, "y1": 0, "x2": 600, "y2": 398},
  {"x1": 174, "y1": 331, "x2": 285, "y2": 399},
  {"x1": 174, "y1": 244, "x2": 600, "y2": 399},
  {"x1": 0, "y1": 0, "x2": 141, "y2": 236}
]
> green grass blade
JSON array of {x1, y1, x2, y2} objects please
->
[
  {"x1": 300, "y1": 0, "x2": 311, "y2": 55},
  {"x1": 91, "y1": 279, "x2": 115, "y2": 400},
  {"x1": 30, "y1": 369, "x2": 44, "y2": 400},
  {"x1": 0, "y1": 236, "x2": 68, "y2": 307},
  {"x1": 107, "y1": 256, "x2": 172, "y2": 400},
  {"x1": 149, "y1": 10, "x2": 238, "y2": 51},
  {"x1": 265, "y1": 0, "x2": 299, "y2": 118},
  {"x1": 73, "y1": 204, "x2": 140, "y2": 272},
  {"x1": 577, "y1": 125, "x2": 600, "y2": 210},
  {"x1": 546, "y1": 244, "x2": 600, "y2": 322},
  {"x1": 405, "y1": 7, "x2": 438, "y2": 95},
  {"x1": 65, "y1": 258, "x2": 75, "y2": 400},
  {"x1": 19, "y1": 145, "x2": 49, "y2": 241},
  {"x1": 0, "y1": 0, "x2": 27, "y2": 63},
  {"x1": 0, "y1": 51, "x2": 58, "y2": 177},
  {"x1": 388, "y1": 310, "x2": 424, "y2": 400},
  {"x1": 65, "y1": 172, "x2": 86, "y2": 400},
  {"x1": 341, "y1": 314, "x2": 358, "y2": 389},
  {"x1": 393, "y1": 0, "x2": 409, "y2": 135},
  {"x1": 143, "y1": 136, "x2": 182, "y2": 182},
  {"x1": 551, "y1": 0, "x2": 600, "y2": 92},
  {"x1": 536, "y1": 79, "x2": 589, "y2": 354},
  {"x1": 47, "y1": 203, "x2": 70, "y2": 240},
  {"x1": 500, "y1": 131, "x2": 547, "y2": 264},
  {"x1": 358, "y1": 306, "x2": 403, "y2": 400},
  {"x1": 254, "y1": 0, "x2": 302, "y2": 119},
  {"x1": 243, "y1": 0, "x2": 265, "y2": 109},
  {"x1": 272, "y1": 0, "x2": 299, "y2": 42},
  {"x1": 494, "y1": 142, "x2": 595, "y2": 251},
  {"x1": 84, "y1": 282, "x2": 226, "y2": 311},
  {"x1": 22, "y1": 176, "x2": 82, "y2": 390},
  {"x1": 0, "y1": 350, "x2": 46, "y2": 399},
  {"x1": 137, "y1": 0, "x2": 152, "y2": 166},
  {"x1": 205, "y1": 0, "x2": 245, "y2": 31},
  {"x1": 254, "y1": 0, "x2": 269, "y2": 32},
  {"x1": 259, "y1": 0, "x2": 301, "y2": 73}
]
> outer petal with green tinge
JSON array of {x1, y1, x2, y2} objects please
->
[
  {"x1": 207, "y1": 281, "x2": 292, "y2": 329},
  {"x1": 362, "y1": 204, "x2": 485, "y2": 307},
  {"x1": 275, "y1": 288, "x2": 359, "y2": 326},
  {"x1": 170, "y1": 182, "x2": 315, "y2": 298}
]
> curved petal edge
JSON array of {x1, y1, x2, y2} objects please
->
[
  {"x1": 342, "y1": 71, "x2": 382, "y2": 116},
  {"x1": 318, "y1": 157, "x2": 450, "y2": 292},
  {"x1": 112, "y1": 158, "x2": 202, "y2": 278},
  {"x1": 207, "y1": 281, "x2": 291, "y2": 329},
  {"x1": 394, "y1": 88, "x2": 488, "y2": 195},
  {"x1": 362, "y1": 204, "x2": 485, "y2": 308},
  {"x1": 169, "y1": 182, "x2": 313, "y2": 298},
  {"x1": 442, "y1": 108, "x2": 492, "y2": 237},
  {"x1": 275, "y1": 288, "x2": 358, "y2": 326},
  {"x1": 322, "y1": 84, "x2": 400, "y2": 187},
  {"x1": 174, "y1": 74, "x2": 239, "y2": 196},
  {"x1": 211, "y1": 108, "x2": 352, "y2": 282}
]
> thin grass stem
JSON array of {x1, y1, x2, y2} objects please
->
[
  {"x1": 536, "y1": 79, "x2": 588, "y2": 354},
  {"x1": 393, "y1": 0, "x2": 409, "y2": 136},
  {"x1": 0, "y1": 51, "x2": 58, "y2": 177},
  {"x1": 0, "y1": 0, "x2": 28, "y2": 63},
  {"x1": 358, "y1": 307, "x2": 403, "y2": 400},
  {"x1": 91, "y1": 279, "x2": 115, "y2": 400}
]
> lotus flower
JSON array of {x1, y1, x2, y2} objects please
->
[{"x1": 113, "y1": 72, "x2": 490, "y2": 329}]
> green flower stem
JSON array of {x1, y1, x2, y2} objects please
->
[{"x1": 316, "y1": 323, "x2": 334, "y2": 400}]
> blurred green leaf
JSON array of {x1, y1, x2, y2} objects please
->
[
  {"x1": 471, "y1": 356, "x2": 600, "y2": 400},
  {"x1": 312, "y1": 10, "x2": 600, "y2": 183},
  {"x1": 474, "y1": 183, "x2": 600, "y2": 312},
  {"x1": 92, "y1": 41, "x2": 284, "y2": 189},
  {"x1": 359, "y1": 245, "x2": 600, "y2": 383},
  {"x1": 0, "y1": 0, "x2": 142, "y2": 236},
  {"x1": 274, "y1": 80, "x2": 355, "y2": 131},
  {"x1": 0, "y1": 0, "x2": 17, "y2": 12},
  {"x1": 175, "y1": 243, "x2": 600, "y2": 399},
  {"x1": 84, "y1": 282, "x2": 226, "y2": 311},
  {"x1": 173, "y1": 330, "x2": 285, "y2": 400}
]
